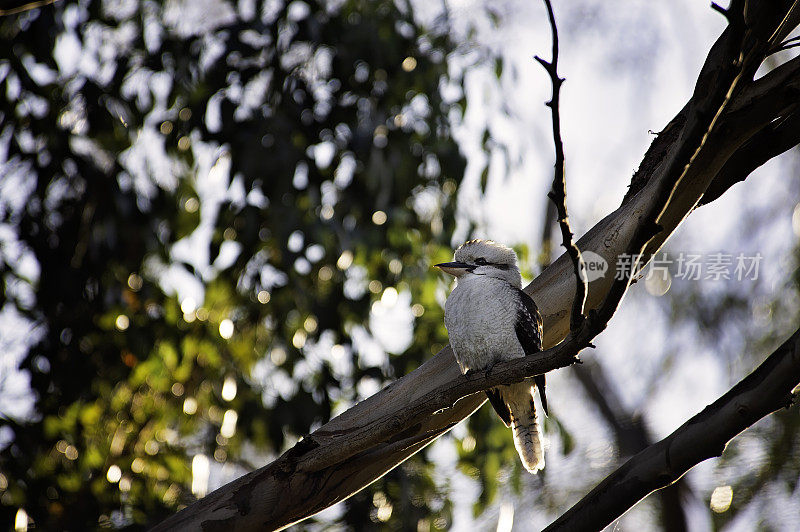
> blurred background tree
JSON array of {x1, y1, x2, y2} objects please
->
[
  {"x1": 0, "y1": 0, "x2": 470, "y2": 528},
  {"x1": 1, "y1": 0, "x2": 799, "y2": 531}
]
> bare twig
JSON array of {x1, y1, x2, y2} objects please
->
[
  {"x1": 546, "y1": 327, "x2": 800, "y2": 531},
  {"x1": 534, "y1": 0, "x2": 587, "y2": 331}
]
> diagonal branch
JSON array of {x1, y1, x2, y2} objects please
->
[
  {"x1": 595, "y1": 0, "x2": 753, "y2": 327},
  {"x1": 535, "y1": 0, "x2": 588, "y2": 331},
  {"x1": 296, "y1": 333, "x2": 585, "y2": 474},
  {"x1": 545, "y1": 327, "x2": 800, "y2": 531},
  {"x1": 700, "y1": 106, "x2": 800, "y2": 206},
  {"x1": 0, "y1": 0, "x2": 60, "y2": 16},
  {"x1": 153, "y1": 4, "x2": 800, "y2": 531},
  {"x1": 573, "y1": 360, "x2": 689, "y2": 531}
]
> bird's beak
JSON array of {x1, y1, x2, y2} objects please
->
[{"x1": 435, "y1": 261, "x2": 473, "y2": 277}]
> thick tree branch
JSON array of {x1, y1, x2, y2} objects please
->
[
  {"x1": 295, "y1": 333, "x2": 586, "y2": 474},
  {"x1": 701, "y1": 106, "x2": 800, "y2": 205},
  {"x1": 546, "y1": 327, "x2": 800, "y2": 531},
  {"x1": 596, "y1": 0, "x2": 755, "y2": 326},
  {"x1": 154, "y1": 4, "x2": 800, "y2": 530},
  {"x1": 535, "y1": 0, "x2": 588, "y2": 331}
]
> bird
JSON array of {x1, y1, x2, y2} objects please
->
[{"x1": 436, "y1": 239, "x2": 547, "y2": 473}]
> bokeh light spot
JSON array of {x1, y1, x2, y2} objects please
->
[
  {"x1": 337, "y1": 250, "x2": 353, "y2": 270},
  {"x1": 710, "y1": 485, "x2": 733, "y2": 513},
  {"x1": 271, "y1": 348, "x2": 287, "y2": 365},
  {"x1": 115, "y1": 315, "x2": 130, "y2": 331},
  {"x1": 180, "y1": 298, "x2": 197, "y2": 314},
  {"x1": 304, "y1": 316, "x2": 318, "y2": 333},
  {"x1": 127, "y1": 273, "x2": 143, "y2": 291},
  {"x1": 220, "y1": 409, "x2": 238, "y2": 438},
  {"x1": 318, "y1": 266, "x2": 333, "y2": 281},
  {"x1": 191, "y1": 455, "x2": 209, "y2": 498},
  {"x1": 219, "y1": 319, "x2": 234, "y2": 339},
  {"x1": 372, "y1": 210, "x2": 387, "y2": 225},
  {"x1": 64, "y1": 445, "x2": 78, "y2": 460},
  {"x1": 402, "y1": 56, "x2": 417, "y2": 72},
  {"x1": 14, "y1": 508, "x2": 28, "y2": 532},
  {"x1": 221, "y1": 377, "x2": 237, "y2": 402},
  {"x1": 106, "y1": 465, "x2": 121, "y2": 483},
  {"x1": 183, "y1": 397, "x2": 198, "y2": 415},
  {"x1": 131, "y1": 458, "x2": 145, "y2": 474},
  {"x1": 645, "y1": 272, "x2": 671, "y2": 297},
  {"x1": 292, "y1": 330, "x2": 307, "y2": 349}
]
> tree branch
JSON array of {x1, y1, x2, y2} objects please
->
[
  {"x1": 535, "y1": 0, "x2": 588, "y2": 331},
  {"x1": 595, "y1": 0, "x2": 754, "y2": 327},
  {"x1": 153, "y1": 4, "x2": 800, "y2": 530},
  {"x1": 294, "y1": 336, "x2": 586, "y2": 475},
  {"x1": 546, "y1": 327, "x2": 800, "y2": 531},
  {"x1": 700, "y1": 107, "x2": 800, "y2": 205},
  {"x1": 573, "y1": 361, "x2": 689, "y2": 531},
  {"x1": 0, "y1": 0, "x2": 60, "y2": 16}
]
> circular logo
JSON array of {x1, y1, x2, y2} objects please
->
[{"x1": 581, "y1": 250, "x2": 609, "y2": 282}]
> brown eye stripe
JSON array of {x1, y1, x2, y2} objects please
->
[{"x1": 472, "y1": 257, "x2": 510, "y2": 270}]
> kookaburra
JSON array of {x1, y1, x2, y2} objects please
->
[{"x1": 436, "y1": 239, "x2": 547, "y2": 473}]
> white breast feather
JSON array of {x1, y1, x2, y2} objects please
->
[{"x1": 444, "y1": 276, "x2": 524, "y2": 372}]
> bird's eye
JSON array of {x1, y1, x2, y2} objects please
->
[{"x1": 475, "y1": 257, "x2": 488, "y2": 265}]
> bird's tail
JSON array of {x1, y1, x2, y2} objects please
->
[{"x1": 509, "y1": 387, "x2": 544, "y2": 473}]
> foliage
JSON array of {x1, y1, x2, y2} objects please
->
[{"x1": 0, "y1": 0, "x2": 469, "y2": 528}]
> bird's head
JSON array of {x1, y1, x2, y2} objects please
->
[{"x1": 435, "y1": 239, "x2": 522, "y2": 287}]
